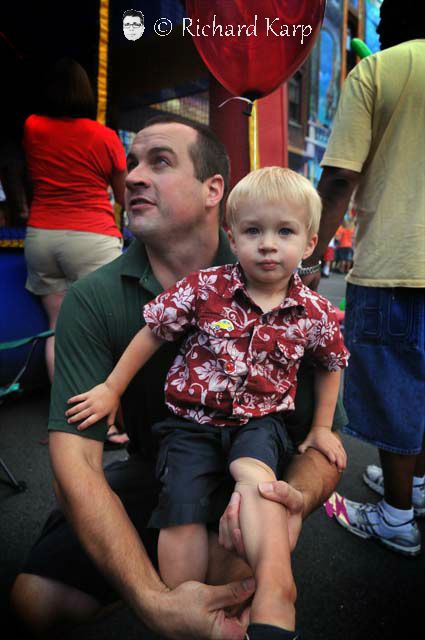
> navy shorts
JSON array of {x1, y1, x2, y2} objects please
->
[
  {"x1": 335, "y1": 247, "x2": 353, "y2": 262},
  {"x1": 148, "y1": 414, "x2": 289, "y2": 529},
  {"x1": 342, "y1": 284, "x2": 425, "y2": 454}
]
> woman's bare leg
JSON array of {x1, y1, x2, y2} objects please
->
[{"x1": 40, "y1": 291, "x2": 65, "y2": 382}]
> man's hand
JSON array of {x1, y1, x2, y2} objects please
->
[
  {"x1": 298, "y1": 427, "x2": 347, "y2": 472},
  {"x1": 65, "y1": 382, "x2": 120, "y2": 429},
  {"x1": 219, "y1": 482, "x2": 305, "y2": 556},
  {"x1": 151, "y1": 578, "x2": 255, "y2": 640}
]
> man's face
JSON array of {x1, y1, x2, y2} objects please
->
[
  {"x1": 123, "y1": 16, "x2": 144, "y2": 41},
  {"x1": 125, "y1": 123, "x2": 209, "y2": 241}
]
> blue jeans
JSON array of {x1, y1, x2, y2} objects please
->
[{"x1": 342, "y1": 284, "x2": 425, "y2": 454}]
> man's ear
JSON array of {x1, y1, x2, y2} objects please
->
[
  {"x1": 302, "y1": 233, "x2": 318, "y2": 260},
  {"x1": 204, "y1": 174, "x2": 224, "y2": 210}
]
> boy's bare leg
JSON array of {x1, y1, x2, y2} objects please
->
[
  {"x1": 229, "y1": 457, "x2": 296, "y2": 631},
  {"x1": 158, "y1": 523, "x2": 209, "y2": 588},
  {"x1": 206, "y1": 531, "x2": 252, "y2": 586}
]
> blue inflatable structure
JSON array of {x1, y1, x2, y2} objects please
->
[{"x1": 0, "y1": 249, "x2": 49, "y2": 388}]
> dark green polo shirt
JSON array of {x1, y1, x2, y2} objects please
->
[{"x1": 49, "y1": 229, "x2": 347, "y2": 457}]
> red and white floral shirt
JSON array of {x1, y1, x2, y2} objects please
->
[{"x1": 143, "y1": 264, "x2": 349, "y2": 427}]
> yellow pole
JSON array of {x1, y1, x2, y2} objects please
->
[
  {"x1": 249, "y1": 101, "x2": 260, "y2": 171},
  {"x1": 97, "y1": 0, "x2": 109, "y2": 124}
]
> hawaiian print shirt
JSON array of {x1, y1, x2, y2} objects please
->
[{"x1": 143, "y1": 264, "x2": 349, "y2": 427}]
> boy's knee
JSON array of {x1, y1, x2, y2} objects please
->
[
  {"x1": 229, "y1": 457, "x2": 276, "y2": 484},
  {"x1": 161, "y1": 522, "x2": 205, "y2": 541}
]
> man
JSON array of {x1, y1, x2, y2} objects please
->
[
  {"x1": 301, "y1": 0, "x2": 425, "y2": 556},
  {"x1": 11, "y1": 115, "x2": 345, "y2": 639},
  {"x1": 123, "y1": 9, "x2": 145, "y2": 41}
]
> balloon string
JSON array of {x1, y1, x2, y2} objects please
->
[
  {"x1": 218, "y1": 96, "x2": 254, "y2": 110},
  {"x1": 218, "y1": 96, "x2": 259, "y2": 169},
  {"x1": 252, "y1": 101, "x2": 258, "y2": 170}
]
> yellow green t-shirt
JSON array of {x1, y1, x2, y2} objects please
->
[{"x1": 321, "y1": 39, "x2": 425, "y2": 287}]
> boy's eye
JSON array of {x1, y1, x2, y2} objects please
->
[
  {"x1": 279, "y1": 227, "x2": 293, "y2": 236},
  {"x1": 245, "y1": 227, "x2": 259, "y2": 235}
]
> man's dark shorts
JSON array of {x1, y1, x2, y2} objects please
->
[
  {"x1": 21, "y1": 455, "x2": 161, "y2": 606},
  {"x1": 148, "y1": 414, "x2": 289, "y2": 529}
]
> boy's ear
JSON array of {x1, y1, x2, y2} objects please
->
[
  {"x1": 227, "y1": 227, "x2": 238, "y2": 256},
  {"x1": 204, "y1": 174, "x2": 224, "y2": 210},
  {"x1": 302, "y1": 233, "x2": 318, "y2": 260}
]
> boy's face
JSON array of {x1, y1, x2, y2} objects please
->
[{"x1": 228, "y1": 200, "x2": 317, "y2": 290}]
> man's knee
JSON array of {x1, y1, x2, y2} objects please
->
[
  {"x1": 229, "y1": 457, "x2": 276, "y2": 484},
  {"x1": 11, "y1": 572, "x2": 101, "y2": 636}
]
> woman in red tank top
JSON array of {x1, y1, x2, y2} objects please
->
[{"x1": 23, "y1": 59, "x2": 128, "y2": 447}]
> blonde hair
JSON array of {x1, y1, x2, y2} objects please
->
[{"x1": 226, "y1": 166, "x2": 322, "y2": 236}]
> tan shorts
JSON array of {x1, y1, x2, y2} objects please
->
[{"x1": 25, "y1": 227, "x2": 123, "y2": 295}]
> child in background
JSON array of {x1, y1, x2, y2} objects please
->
[
  {"x1": 335, "y1": 218, "x2": 355, "y2": 273},
  {"x1": 321, "y1": 237, "x2": 336, "y2": 277},
  {"x1": 66, "y1": 167, "x2": 349, "y2": 640}
]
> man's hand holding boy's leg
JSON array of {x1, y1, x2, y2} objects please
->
[{"x1": 219, "y1": 484, "x2": 304, "y2": 556}]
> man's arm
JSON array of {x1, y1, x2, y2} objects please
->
[
  {"x1": 301, "y1": 167, "x2": 360, "y2": 289},
  {"x1": 314, "y1": 166, "x2": 360, "y2": 259},
  {"x1": 49, "y1": 432, "x2": 167, "y2": 625},
  {"x1": 50, "y1": 431, "x2": 255, "y2": 639},
  {"x1": 282, "y1": 443, "x2": 342, "y2": 518}
]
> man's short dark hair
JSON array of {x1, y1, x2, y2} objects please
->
[
  {"x1": 123, "y1": 9, "x2": 144, "y2": 24},
  {"x1": 379, "y1": 0, "x2": 425, "y2": 46},
  {"x1": 142, "y1": 114, "x2": 230, "y2": 220}
]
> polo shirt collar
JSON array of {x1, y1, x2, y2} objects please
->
[{"x1": 120, "y1": 228, "x2": 235, "y2": 295}]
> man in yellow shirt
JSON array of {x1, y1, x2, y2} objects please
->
[{"x1": 301, "y1": 0, "x2": 425, "y2": 556}]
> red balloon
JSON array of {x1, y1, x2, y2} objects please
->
[{"x1": 185, "y1": 0, "x2": 326, "y2": 100}]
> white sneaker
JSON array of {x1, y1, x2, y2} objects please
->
[
  {"x1": 332, "y1": 495, "x2": 421, "y2": 556},
  {"x1": 363, "y1": 465, "x2": 425, "y2": 517}
]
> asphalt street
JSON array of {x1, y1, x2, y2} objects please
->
[{"x1": 1, "y1": 273, "x2": 423, "y2": 639}]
